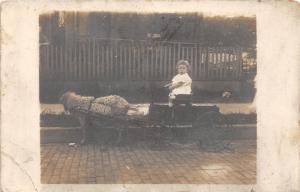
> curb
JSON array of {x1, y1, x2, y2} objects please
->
[{"x1": 41, "y1": 124, "x2": 256, "y2": 144}]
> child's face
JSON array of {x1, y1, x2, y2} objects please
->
[{"x1": 177, "y1": 64, "x2": 188, "y2": 74}]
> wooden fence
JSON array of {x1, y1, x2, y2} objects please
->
[{"x1": 40, "y1": 38, "x2": 243, "y2": 82}]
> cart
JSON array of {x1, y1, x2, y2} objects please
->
[{"x1": 85, "y1": 95, "x2": 228, "y2": 150}]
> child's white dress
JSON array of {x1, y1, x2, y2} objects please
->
[{"x1": 170, "y1": 73, "x2": 192, "y2": 96}]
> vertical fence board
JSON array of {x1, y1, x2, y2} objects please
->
[
  {"x1": 77, "y1": 44, "x2": 81, "y2": 80},
  {"x1": 163, "y1": 45, "x2": 166, "y2": 79},
  {"x1": 110, "y1": 44, "x2": 113, "y2": 81},
  {"x1": 119, "y1": 44, "x2": 123, "y2": 80},
  {"x1": 162, "y1": 46, "x2": 166, "y2": 79},
  {"x1": 172, "y1": 45, "x2": 176, "y2": 78},
  {"x1": 95, "y1": 43, "x2": 99, "y2": 80},
  {"x1": 198, "y1": 47, "x2": 202, "y2": 79},
  {"x1": 150, "y1": 46, "x2": 154, "y2": 80},
  {"x1": 142, "y1": 44, "x2": 145, "y2": 80},
  {"x1": 40, "y1": 46, "x2": 44, "y2": 80},
  {"x1": 39, "y1": 46, "x2": 44, "y2": 80},
  {"x1": 106, "y1": 44, "x2": 109, "y2": 80},
  {"x1": 177, "y1": 43, "x2": 181, "y2": 62},
  {"x1": 193, "y1": 47, "x2": 197, "y2": 80},
  {"x1": 71, "y1": 44, "x2": 74, "y2": 80},
  {"x1": 51, "y1": 46, "x2": 53, "y2": 80},
  {"x1": 154, "y1": 46, "x2": 158, "y2": 80},
  {"x1": 87, "y1": 40, "x2": 90, "y2": 80},
  {"x1": 103, "y1": 44, "x2": 106, "y2": 81},
  {"x1": 116, "y1": 42, "x2": 119, "y2": 80},
  {"x1": 145, "y1": 46, "x2": 149, "y2": 81},
  {"x1": 168, "y1": 46, "x2": 171, "y2": 79},
  {"x1": 76, "y1": 43, "x2": 80, "y2": 80},
  {"x1": 99, "y1": 45, "x2": 103, "y2": 81},
  {"x1": 84, "y1": 43, "x2": 87, "y2": 80},
  {"x1": 85, "y1": 43, "x2": 88, "y2": 80},
  {"x1": 72, "y1": 44, "x2": 75, "y2": 80},
  {"x1": 116, "y1": 42, "x2": 120, "y2": 80},
  {"x1": 46, "y1": 46, "x2": 49, "y2": 81},
  {"x1": 65, "y1": 47, "x2": 69, "y2": 81},
  {"x1": 60, "y1": 46, "x2": 63, "y2": 81},
  {"x1": 114, "y1": 43, "x2": 118, "y2": 80},
  {"x1": 216, "y1": 48, "x2": 220, "y2": 80},
  {"x1": 92, "y1": 40, "x2": 95, "y2": 80},
  {"x1": 137, "y1": 44, "x2": 140, "y2": 80},
  {"x1": 81, "y1": 43, "x2": 84, "y2": 80},
  {"x1": 111, "y1": 42, "x2": 114, "y2": 80},
  {"x1": 196, "y1": 46, "x2": 200, "y2": 79},
  {"x1": 128, "y1": 44, "x2": 132, "y2": 80},
  {"x1": 151, "y1": 46, "x2": 155, "y2": 80},
  {"x1": 158, "y1": 46, "x2": 161, "y2": 81},
  {"x1": 139, "y1": 44, "x2": 142, "y2": 80},
  {"x1": 141, "y1": 44, "x2": 145, "y2": 80},
  {"x1": 134, "y1": 43, "x2": 137, "y2": 80},
  {"x1": 152, "y1": 46, "x2": 156, "y2": 80},
  {"x1": 238, "y1": 48, "x2": 243, "y2": 79},
  {"x1": 200, "y1": 47, "x2": 203, "y2": 79},
  {"x1": 54, "y1": 46, "x2": 57, "y2": 80},
  {"x1": 82, "y1": 44, "x2": 86, "y2": 80},
  {"x1": 88, "y1": 42, "x2": 91, "y2": 80},
  {"x1": 132, "y1": 43, "x2": 134, "y2": 80},
  {"x1": 192, "y1": 47, "x2": 195, "y2": 79},
  {"x1": 56, "y1": 46, "x2": 59, "y2": 80},
  {"x1": 207, "y1": 50, "x2": 210, "y2": 79},
  {"x1": 97, "y1": 44, "x2": 100, "y2": 81},
  {"x1": 226, "y1": 50, "x2": 229, "y2": 80},
  {"x1": 124, "y1": 45, "x2": 128, "y2": 80},
  {"x1": 161, "y1": 44, "x2": 164, "y2": 79}
]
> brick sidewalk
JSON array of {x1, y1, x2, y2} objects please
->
[{"x1": 41, "y1": 140, "x2": 256, "y2": 184}]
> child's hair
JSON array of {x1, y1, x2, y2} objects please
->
[{"x1": 176, "y1": 60, "x2": 190, "y2": 71}]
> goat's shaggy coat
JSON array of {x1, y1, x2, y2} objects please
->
[{"x1": 60, "y1": 91, "x2": 130, "y2": 143}]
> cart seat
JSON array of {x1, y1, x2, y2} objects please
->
[{"x1": 173, "y1": 94, "x2": 192, "y2": 106}]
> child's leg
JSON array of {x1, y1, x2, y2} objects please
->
[
  {"x1": 168, "y1": 93, "x2": 175, "y2": 107},
  {"x1": 168, "y1": 97, "x2": 174, "y2": 107}
]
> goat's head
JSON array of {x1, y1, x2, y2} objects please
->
[{"x1": 59, "y1": 90, "x2": 76, "y2": 113}]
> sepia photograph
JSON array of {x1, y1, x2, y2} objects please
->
[
  {"x1": 1, "y1": 1, "x2": 300, "y2": 192},
  {"x1": 39, "y1": 11, "x2": 257, "y2": 184}
]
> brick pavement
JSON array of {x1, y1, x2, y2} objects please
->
[{"x1": 41, "y1": 140, "x2": 256, "y2": 184}]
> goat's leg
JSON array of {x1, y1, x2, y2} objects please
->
[{"x1": 78, "y1": 115, "x2": 88, "y2": 144}]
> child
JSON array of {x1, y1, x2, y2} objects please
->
[{"x1": 166, "y1": 60, "x2": 192, "y2": 107}]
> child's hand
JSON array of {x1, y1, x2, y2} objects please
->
[{"x1": 163, "y1": 83, "x2": 172, "y2": 88}]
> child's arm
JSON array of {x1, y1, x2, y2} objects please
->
[
  {"x1": 163, "y1": 82, "x2": 172, "y2": 88},
  {"x1": 169, "y1": 81, "x2": 185, "y2": 90}
]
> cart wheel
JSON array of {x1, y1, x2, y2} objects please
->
[
  {"x1": 192, "y1": 111, "x2": 229, "y2": 152},
  {"x1": 193, "y1": 111, "x2": 225, "y2": 129},
  {"x1": 209, "y1": 111, "x2": 227, "y2": 129}
]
